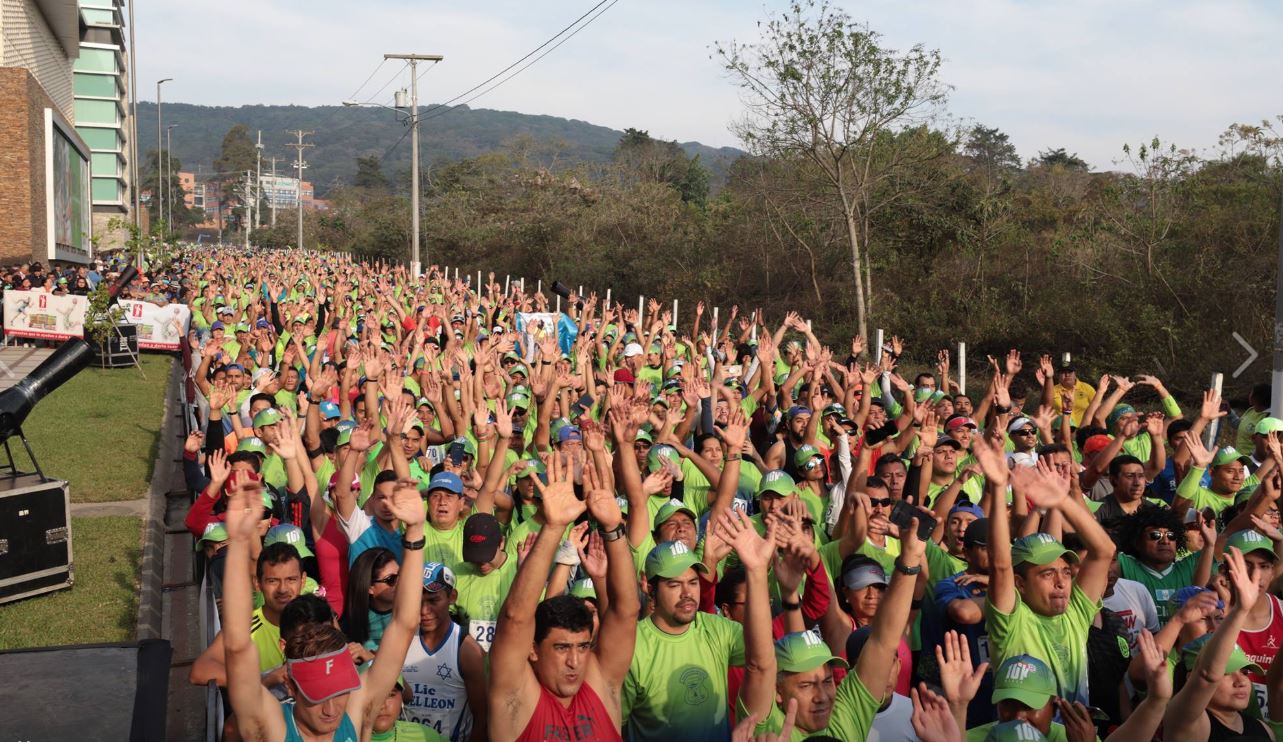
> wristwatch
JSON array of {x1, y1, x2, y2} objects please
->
[
  {"x1": 893, "y1": 559, "x2": 921, "y2": 576},
  {"x1": 727, "y1": 454, "x2": 742, "y2": 462},
  {"x1": 599, "y1": 524, "x2": 626, "y2": 542},
  {"x1": 401, "y1": 535, "x2": 426, "y2": 551},
  {"x1": 781, "y1": 599, "x2": 801, "y2": 611}
]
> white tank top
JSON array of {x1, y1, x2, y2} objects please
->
[{"x1": 401, "y1": 621, "x2": 473, "y2": 741}]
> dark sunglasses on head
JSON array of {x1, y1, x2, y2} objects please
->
[
  {"x1": 373, "y1": 573, "x2": 399, "y2": 586},
  {"x1": 1146, "y1": 529, "x2": 1177, "y2": 542}
]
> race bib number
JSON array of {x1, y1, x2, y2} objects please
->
[
  {"x1": 471, "y1": 620, "x2": 497, "y2": 651},
  {"x1": 1253, "y1": 681, "x2": 1270, "y2": 717},
  {"x1": 976, "y1": 635, "x2": 992, "y2": 667}
]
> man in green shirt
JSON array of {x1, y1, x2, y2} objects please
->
[
  {"x1": 965, "y1": 655, "x2": 1063, "y2": 741},
  {"x1": 622, "y1": 540, "x2": 745, "y2": 740},
  {"x1": 1175, "y1": 441, "x2": 1250, "y2": 518},
  {"x1": 453, "y1": 512, "x2": 516, "y2": 652},
  {"x1": 977, "y1": 436, "x2": 1115, "y2": 706},
  {"x1": 1116, "y1": 508, "x2": 1215, "y2": 622},
  {"x1": 745, "y1": 503, "x2": 927, "y2": 740}
]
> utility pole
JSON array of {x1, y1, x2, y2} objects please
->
[
  {"x1": 254, "y1": 130, "x2": 263, "y2": 233},
  {"x1": 243, "y1": 170, "x2": 253, "y2": 250},
  {"x1": 165, "y1": 123, "x2": 178, "y2": 231},
  {"x1": 285, "y1": 129, "x2": 313, "y2": 250},
  {"x1": 268, "y1": 156, "x2": 279, "y2": 226},
  {"x1": 384, "y1": 53, "x2": 443, "y2": 277},
  {"x1": 156, "y1": 77, "x2": 172, "y2": 238}
]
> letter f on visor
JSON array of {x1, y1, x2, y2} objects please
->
[{"x1": 286, "y1": 647, "x2": 362, "y2": 703}]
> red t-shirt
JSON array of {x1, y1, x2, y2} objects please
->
[
  {"x1": 515, "y1": 681, "x2": 621, "y2": 742},
  {"x1": 316, "y1": 516, "x2": 350, "y2": 618},
  {"x1": 1237, "y1": 593, "x2": 1283, "y2": 711}
]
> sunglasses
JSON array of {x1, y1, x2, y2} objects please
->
[
  {"x1": 869, "y1": 497, "x2": 894, "y2": 508},
  {"x1": 1013, "y1": 428, "x2": 1037, "y2": 436},
  {"x1": 372, "y1": 573, "x2": 399, "y2": 586},
  {"x1": 1146, "y1": 530, "x2": 1177, "y2": 542}
]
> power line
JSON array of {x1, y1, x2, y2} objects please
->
[
  {"x1": 362, "y1": 60, "x2": 409, "y2": 104},
  {"x1": 423, "y1": 0, "x2": 621, "y2": 123},
  {"x1": 347, "y1": 58, "x2": 389, "y2": 102},
  {"x1": 416, "y1": 0, "x2": 614, "y2": 119}
]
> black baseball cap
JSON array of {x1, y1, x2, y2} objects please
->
[
  {"x1": 462, "y1": 513, "x2": 502, "y2": 564},
  {"x1": 964, "y1": 518, "x2": 989, "y2": 549}
]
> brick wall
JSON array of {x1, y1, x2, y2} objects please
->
[
  {"x1": 0, "y1": 67, "x2": 55, "y2": 265},
  {"x1": 0, "y1": 0, "x2": 75, "y2": 120}
]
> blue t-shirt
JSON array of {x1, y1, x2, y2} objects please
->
[
  {"x1": 935, "y1": 572, "x2": 996, "y2": 726},
  {"x1": 348, "y1": 520, "x2": 403, "y2": 566}
]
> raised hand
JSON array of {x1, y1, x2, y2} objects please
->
[
  {"x1": 184, "y1": 431, "x2": 204, "y2": 455},
  {"x1": 223, "y1": 472, "x2": 265, "y2": 542},
  {"x1": 493, "y1": 399, "x2": 515, "y2": 439},
  {"x1": 1010, "y1": 458, "x2": 1071, "y2": 510},
  {"x1": 1225, "y1": 545, "x2": 1261, "y2": 611},
  {"x1": 721, "y1": 406, "x2": 750, "y2": 454},
  {"x1": 1136, "y1": 629, "x2": 1172, "y2": 701},
  {"x1": 208, "y1": 448, "x2": 230, "y2": 486},
  {"x1": 533, "y1": 454, "x2": 587, "y2": 528},
  {"x1": 1180, "y1": 431, "x2": 1214, "y2": 468},
  {"x1": 386, "y1": 478, "x2": 427, "y2": 527},
  {"x1": 1143, "y1": 411, "x2": 1165, "y2": 438},
  {"x1": 715, "y1": 508, "x2": 776, "y2": 573},
  {"x1": 917, "y1": 409, "x2": 939, "y2": 450},
  {"x1": 1004, "y1": 349, "x2": 1022, "y2": 376},
  {"x1": 577, "y1": 529, "x2": 608, "y2": 582},
  {"x1": 970, "y1": 435, "x2": 1008, "y2": 489},
  {"x1": 1200, "y1": 388, "x2": 1227, "y2": 421},
  {"x1": 935, "y1": 630, "x2": 987, "y2": 706},
  {"x1": 910, "y1": 686, "x2": 962, "y2": 742},
  {"x1": 1111, "y1": 374, "x2": 1136, "y2": 394},
  {"x1": 582, "y1": 462, "x2": 622, "y2": 531},
  {"x1": 1056, "y1": 699, "x2": 1097, "y2": 742},
  {"x1": 349, "y1": 421, "x2": 376, "y2": 453}
]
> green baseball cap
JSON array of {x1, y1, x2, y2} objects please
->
[
  {"x1": 984, "y1": 720, "x2": 1046, "y2": 742},
  {"x1": 336, "y1": 427, "x2": 353, "y2": 447},
  {"x1": 654, "y1": 499, "x2": 697, "y2": 528},
  {"x1": 756, "y1": 469, "x2": 797, "y2": 499},
  {"x1": 1225, "y1": 529, "x2": 1277, "y2": 561},
  {"x1": 793, "y1": 444, "x2": 823, "y2": 469},
  {"x1": 253, "y1": 408, "x2": 282, "y2": 428},
  {"x1": 1181, "y1": 636, "x2": 1264, "y2": 675},
  {"x1": 650, "y1": 396, "x2": 669, "y2": 409},
  {"x1": 991, "y1": 654, "x2": 1056, "y2": 709},
  {"x1": 1212, "y1": 446, "x2": 1251, "y2": 468},
  {"x1": 821, "y1": 403, "x2": 847, "y2": 419},
  {"x1": 1256, "y1": 417, "x2": 1283, "y2": 436},
  {"x1": 506, "y1": 392, "x2": 531, "y2": 411},
  {"x1": 569, "y1": 578, "x2": 597, "y2": 600},
  {"x1": 195, "y1": 522, "x2": 228, "y2": 551},
  {"x1": 549, "y1": 417, "x2": 572, "y2": 441},
  {"x1": 774, "y1": 630, "x2": 849, "y2": 673},
  {"x1": 1010, "y1": 533, "x2": 1079, "y2": 568},
  {"x1": 236, "y1": 436, "x2": 268, "y2": 456},
  {"x1": 265, "y1": 524, "x2": 314, "y2": 559},
  {"x1": 644, "y1": 540, "x2": 708, "y2": 579},
  {"x1": 634, "y1": 427, "x2": 654, "y2": 445},
  {"x1": 647, "y1": 444, "x2": 681, "y2": 473},
  {"x1": 514, "y1": 460, "x2": 546, "y2": 481}
]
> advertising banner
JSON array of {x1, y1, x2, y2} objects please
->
[
  {"x1": 3, "y1": 290, "x2": 87, "y2": 341},
  {"x1": 120, "y1": 300, "x2": 191, "y2": 350}
]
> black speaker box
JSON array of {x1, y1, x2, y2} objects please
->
[{"x1": 0, "y1": 475, "x2": 72, "y2": 604}]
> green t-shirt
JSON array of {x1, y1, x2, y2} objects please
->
[
  {"x1": 250, "y1": 607, "x2": 283, "y2": 674},
  {"x1": 261, "y1": 453, "x2": 288, "y2": 491},
  {"x1": 371, "y1": 721, "x2": 448, "y2": 742},
  {"x1": 1175, "y1": 466, "x2": 1237, "y2": 515},
  {"x1": 622, "y1": 613, "x2": 745, "y2": 741},
  {"x1": 1239, "y1": 408, "x2": 1269, "y2": 453},
  {"x1": 966, "y1": 721, "x2": 1074, "y2": 742},
  {"x1": 423, "y1": 521, "x2": 464, "y2": 573},
  {"x1": 984, "y1": 583, "x2": 1099, "y2": 705},
  {"x1": 1117, "y1": 551, "x2": 1200, "y2": 623},
  {"x1": 742, "y1": 667, "x2": 881, "y2": 740},
  {"x1": 453, "y1": 554, "x2": 517, "y2": 652},
  {"x1": 637, "y1": 365, "x2": 664, "y2": 393}
]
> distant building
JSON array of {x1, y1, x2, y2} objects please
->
[
  {"x1": 0, "y1": 0, "x2": 95, "y2": 264},
  {"x1": 73, "y1": 0, "x2": 131, "y2": 249}
]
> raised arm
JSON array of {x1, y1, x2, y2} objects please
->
[
  {"x1": 1014, "y1": 459, "x2": 1116, "y2": 603},
  {"x1": 718, "y1": 508, "x2": 777, "y2": 723},
  {"x1": 583, "y1": 462, "x2": 639, "y2": 685},
  {"x1": 972, "y1": 434, "x2": 1015, "y2": 614}
]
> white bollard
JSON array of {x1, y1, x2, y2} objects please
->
[
  {"x1": 638, "y1": 295, "x2": 645, "y2": 326},
  {"x1": 958, "y1": 342, "x2": 967, "y2": 396},
  {"x1": 504, "y1": 275, "x2": 510, "y2": 295},
  {"x1": 874, "y1": 329, "x2": 885, "y2": 365},
  {"x1": 672, "y1": 299, "x2": 678, "y2": 329},
  {"x1": 556, "y1": 295, "x2": 561, "y2": 315},
  {"x1": 605, "y1": 288, "x2": 611, "y2": 311}
]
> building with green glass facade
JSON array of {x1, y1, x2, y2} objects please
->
[{"x1": 74, "y1": 0, "x2": 130, "y2": 249}]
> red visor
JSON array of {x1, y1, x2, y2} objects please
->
[{"x1": 286, "y1": 647, "x2": 361, "y2": 704}]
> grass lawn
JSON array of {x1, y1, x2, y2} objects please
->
[
  {"x1": 0, "y1": 516, "x2": 142, "y2": 650},
  {"x1": 13, "y1": 353, "x2": 172, "y2": 502}
]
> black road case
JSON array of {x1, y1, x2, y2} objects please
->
[{"x1": 0, "y1": 475, "x2": 72, "y2": 604}]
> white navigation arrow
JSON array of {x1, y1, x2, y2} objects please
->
[{"x1": 1233, "y1": 332, "x2": 1259, "y2": 378}]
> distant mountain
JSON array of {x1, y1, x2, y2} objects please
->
[{"x1": 135, "y1": 102, "x2": 744, "y2": 196}]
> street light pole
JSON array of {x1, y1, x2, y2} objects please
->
[
  {"x1": 381, "y1": 53, "x2": 442, "y2": 277},
  {"x1": 165, "y1": 123, "x2": 178, "y2": 231},
  {"x1": 156, "y1": 77, "x2": 171, "y2": 238}
]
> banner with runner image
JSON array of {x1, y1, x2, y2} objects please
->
[
  {"x1": 2, "y1": 290, "x2": 87, "y2": 341},
  {"x1": 119, "y1": 300, "x2": 191, "y2": 350}
]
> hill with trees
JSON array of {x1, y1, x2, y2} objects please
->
[{"x1": 135, "y1": 102, "x2": 741, "y2": 196}]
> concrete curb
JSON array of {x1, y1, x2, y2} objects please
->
[{"x1": 135, "y1": 357, "x2": 182, "y2": 641}]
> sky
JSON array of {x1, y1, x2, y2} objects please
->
[{"x1": 135, "y1": 0, "x2": 1283, "y2": 170}]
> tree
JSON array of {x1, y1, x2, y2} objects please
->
[
  {"x1": 613, "y1": 128, "x2": 710, "y2": 205},
  {"x1": 717, "y1": 0, "x2": 952, "y2": 338},
  {"x1": 964, "y1": 125, "x2": 1021, "y2": 174},
  {"x1": 354, "y1": 156, "x2": 389, "y2": 190},
  {"x1": 213, "y1": 125, "x2": 257, "y2": 232},
  {"x1": 1032, "y1": 147, "x2": 1089, "y2": 171}
]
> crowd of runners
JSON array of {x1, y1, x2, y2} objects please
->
[{"x1": 174, "y1": 246, "x2": 1283, "y2": 741}]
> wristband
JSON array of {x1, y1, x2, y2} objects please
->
[
  {"x1": 401, "y1": 536, "x2": 426, "y2": 551},
  {"x1": 893, "y1": 559, "x2": 921, "y2": 576},
  {"x1": 781, "y1": 599, "x2": 801, "y2": 611},
  {"x1": 727, "y1": 454, "x2": 742, "y2": 461},
  {"x1": 993, "y1": 404, "x2": 1012, "y2": 415},
  {"x1": 910, "y1": 598, "x2": 924, "y2": 610},
  {"x1": 599, "y1": 524, "x2": 626, "y2": 542}
]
